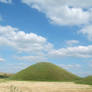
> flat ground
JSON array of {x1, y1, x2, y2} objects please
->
[{"x1": 0, "y1": 81, "x2": 92, "y2": 92}]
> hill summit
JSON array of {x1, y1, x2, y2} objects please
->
[{"x1": 11, "y1": 62, "x2": 80, "y2": 81}]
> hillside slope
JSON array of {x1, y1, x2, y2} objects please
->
[{"x1": 11, "y1": 62, "x2": 80, "y2": 81}]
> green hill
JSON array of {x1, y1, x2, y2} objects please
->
[
  {"x1": 11, "y1": 62, "x2": 80, "y2": 81},
  {"x1": 76, "y1": 76, "x2": 92, "y2": 85}
]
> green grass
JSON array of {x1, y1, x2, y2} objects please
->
[
  {"x1": 10, "y1": 62, "x2": 80, "y2": 81},
  {"x1": 0, "y1": 79, "x2": 8, "y2": 83},
  {"x1": 0, "y1": 73, "x2": 13, "y2": 83},
  {"x1": 75, "y1": 76, "x2": 92, "y2": 85}
]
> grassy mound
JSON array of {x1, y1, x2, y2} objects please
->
[
  {"x1": 11, "y1": 62, "x2": 80, "y2": 81},
  {"x1": 75, "y1": 76, "x2": 92, "y2": 85}
]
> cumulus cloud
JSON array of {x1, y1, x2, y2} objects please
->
[
  {"x1": 49, "y1": 45, "x2": 92, "y2": 58},
  {"x1": 60, "y1": 64, "x2": 81, "y2": 70},
  {"x1": 0, "y1": 58, "x2": 5, "y2": 62},
  {"x1": 79, "y1": 25, "x2": 92, "y2": 41},
  {"x1": 16, "y1": 55, "x2": 47, "y2": 62},
  {"x1": 0, "y1": 0, "x2": 12, "y2": 4},
  {"x1": 0, "y1": 25, "x2": 53, "y2": 62},
  {"x1": 0, "y1": 25, "x2": 52, "y2": 54},
  {"x1": 66, "y1": 40, "x2": 79, "y2": 46},
  {"x1": 21, "y1": 0, "x2": 92, "y2": 26},
  {"x1": 1, "y1": 25, "x2": 92, "y2": 61}
]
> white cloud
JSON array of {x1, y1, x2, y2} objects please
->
[
  {"x1": 16, "y1": 55, "x2": 47, "y2": 62},
  {"x1": 66, "y1": 40, "x2": 79, "y2": 46},
  {"x1": 1, "y1": 25, "x2": 92, "y2": 61},
  {"x1": 0, "y1": 25, "x2": 53, "y2": 62},
  {"x1": 0, "y1": 0, "x2": 12, "y2": 4},
  {"x1": 0, "y1": 25, "x2": 52, "y2": 54},
  {"x1": 21, "y1": 0, "x2": 92, "y2": 26},
  {"x1": 79, "y1": 25, "x2": 92, "y2": 41},
  {"x1": 0, "y1": 58, "x2": 5, "y2": 62},
  {"x1": 49, "y1": 45, "x2": 92, "y2": 58},
  {"x1": 22, "y1": 0, "x2": 92, "y2": 8},
  {"x1": 60, "y1": 64, "x2": 81, "y2": 70}
]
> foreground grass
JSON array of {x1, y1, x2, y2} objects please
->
[
  {"x1": 0, "y1": 79, "x2": 22, "y2": 92},
  {"x1": 0, "y1": 79, "x2": 7, "y2": 82},
  {"x1": 0, "y1": 78, "x2": 10, "y2": 83},
  {"x1": 0, "y1": 78, "x2": 92, "y2": 92},
  {"x1": 0, "y1": 81, "x2": 92, "y2": 92},
  {"x1": 1, "y1": 77, "x2": 92, "y2": 86}
]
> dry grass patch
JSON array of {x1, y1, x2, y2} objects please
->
[{"x1": 0, "y1": 81, "x2": 92, "y2": 92}]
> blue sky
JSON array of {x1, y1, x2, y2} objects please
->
[{"x1": 0, "y1": 0, "x2": 92, "y2": 77}]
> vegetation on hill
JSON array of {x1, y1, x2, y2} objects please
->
[
  {"x1": 75, "y1": 76, "x2": 92, "y2": 85},
  {"x1": 10, "y1": 62, "x2": 80, "y2": 81},
  {"x1": 1, "y1": 62, "x2": 92, "y2": 85}
]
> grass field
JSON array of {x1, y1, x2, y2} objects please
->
[
  {"x1": 0, "y1": 79, "x2": 8, "y2": 83},
  {"x1": 0, "y1": 81, "x2": 92, "y2": 92}
]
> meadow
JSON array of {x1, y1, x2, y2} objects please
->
[{"x1": 0, "y1": 80, "x2": 92, "y2": 92}]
